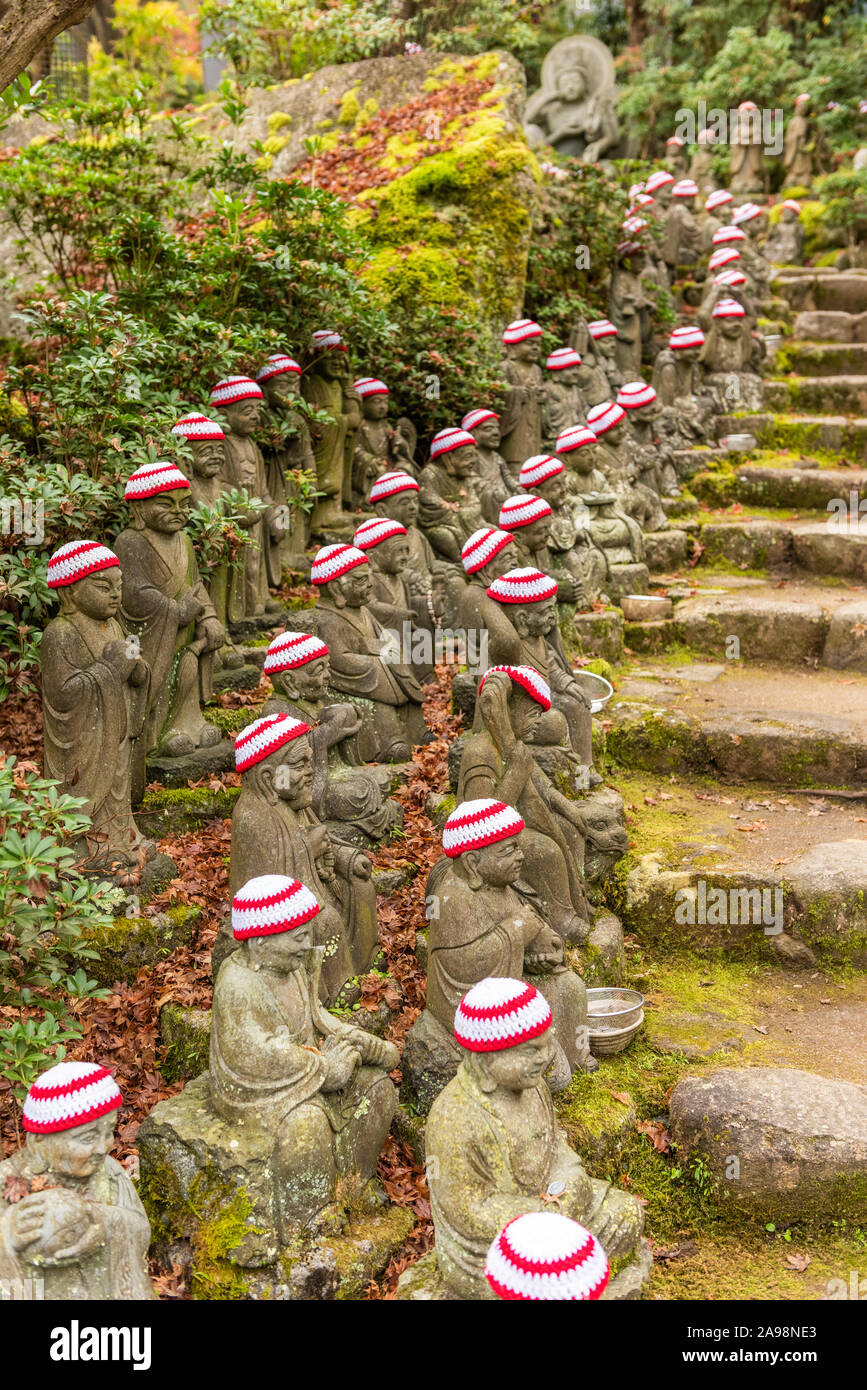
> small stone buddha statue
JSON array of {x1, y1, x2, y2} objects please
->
[
  {"x1": 256, "y1": 353, "x2": 316, "y2": 580},
  {"x1": 457, "y1": 526, "x2": 521, "y2": 652},
  {"x1": 417, "y1": 428, "x2": 485, "y2": 564},
  {"x1": 651, "y1": 324, "x2": 713, "y2": 444},
  {"x1": 586, "y1": 401, "x2": 667, "y2": 532},
  {"x1": 783, "y1": 94, "x2": 814, "y2": 187},
  {"x1": 700, "y1": 297, "x2": 764, "y2": 406},
  {"x1": 461, "y1": 408, "x2": 511, "y2": 517},
  {"x1": 764, "y1": 199, "x2": 805, "y2": 265},
  {"x1": 581, "y1": 318, "x2": 625, "y2": 403},
  {"x1": 616, "y1": 381, "x2": 680, "y2": 498},
  {"x1": 701, "y1": 187, "x2": 734, "y2": 253},
  {"x1": 689, "y1": 127, "x2": 719, "y2": 200},
  {"x1": 302, "y1": 330, "x2": 361, "y2": 535},
  {"x1": 498, "y1": 319, "x2": 546, "y2": 466},
  {"x1": 661, "y1": 178, "x2": 703, "y2": 271},
  {"x1": 353, "y1": 517, "x2": 434, "y2": 683},
  {"x1": 698, "y1": 268, "x2": 757, "y2": 334},
  {"x1": 581, "y1": 491, "x2": 649, "y2": 599},
  {"x1": 664, "y1": 134, "x2": 688, "y2": 178},
  {"x1": 519, "y1": 451, "x2": 607, "y2": 606},
  {"x1": 41, "y1": 541, "x2": 153, "y2": 869},
  {"x1": 352, "y1": 376, "x2": 416, "y2": 503},
  {"x1": 210, "y1": 875, "x2": 398, "y2": 1236},
  {"x1": 498, "y1": 492, "x2": 582, "y2": 607},
  {"x1": 608, "y1": 245, "x2": 651, "y2": 379},
  {"x1": 368, "y1": 470, "x2": 444, "y2": 624},
  {"x1": 424, "y1": 977, "x2": 646, "y2": 1300},
  {"x1": 729, "y1": 101, "x2": 765, "y2": 194},
  {"x1": 543, "y1": 346, "x2": 589, "y2": 449},
  {"x1": 0, "y1": 1061, "x2": 154, "y2": 1300}
]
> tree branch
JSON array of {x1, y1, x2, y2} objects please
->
[{"x1": 0, "y1": 0, "x2": 99, "y2": 95}]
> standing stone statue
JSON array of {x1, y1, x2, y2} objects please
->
[
  {"x1": 579, "y1": 318, "x2": 624, "y2": 403},
  {"x1": 701, "y1": 188, "x2": 734, "y2": 252},
  {"x1": 256, "y1": 353, "x2": 316, "y2": 579},
  {"x1": 352, "y1": 376, "x2": 416, "y2": 503},
  {"x1": 689, "y1": 128, "x2": 720, "y2": 200},
  {"x1": 114, "y1": 463, "x2": 224, "y2": 797},
  {"x1": 698, "y1": 267, "x2": 755, "y2": 334},
  {"x1": 423, "y1": 977, "x2": 646, "y2": 1300},
  {"x1": 608, "y1": 247, "x2": 651, "y2": 378},
  {"x1": 418, "y1": 428, "x2": 485, "y2": 564},
  {"x1": 0, "y1": 1061, "x2": 154, "y2": 1300},
  {"x1": 729, "y1": 101, "x2": 765, "y2": 194},
  {"x1": 700, "y1": 298, "x2": 764, "y2": 409},
  {"x1": 783, "y1": 94, "x2": 814, "y2": 186},
  {"x1": 662, "y1": 178, "x2": 702, "y2": 272},
  {"x1": 369, "y1": 470, "x2": 444, "y2": 624},
  {"x1": 664, "y1": 135, "x2": 688, "y2": 177},
  {"x1": 211, "y1": 875, "x2": 398, "y2": 1236},
  {"x1": 523, "y1": 35, "x2": 619, "y2": 161},
  {"x1": 543, "y1": 346, "x2": 588, "y2": 448},
  {"x1": 498, "y1": 320, "x2": 546, "y2": 468},
  {"x1": 41, "y1": 542, "x2": 152, "y2": 869},
  {"x1": 302, "y1": 330, "x2": 361, "y2": 535},
  {"x1": 617, "y1": 381, "x2": 680, "y2": 498},
  {"x1": 222, "y1": 713, "x2": 378, "y2": 999},
  {"x1": 518, "y1": 453, "x2": 607, "y2": 606},
  {"x1": 764, "y1": 199, "x2": 805, "y2": 264}
]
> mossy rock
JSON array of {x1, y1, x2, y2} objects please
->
[
  {"x1": 160, "y1": 1003, "x2": 212, "y2": 1084},
  {"x1": 204, "y1": 703, "x2": 265, "y2": 735},
  {"x1": 556, "y1": 1073, "x2": 638, "y2": 1165},
  {"x1": 82, "y1": 905, "x2": 200, "y2": 986},
  {"x1": 138, "y1": 783, "x2": 239, "y2": 836}
]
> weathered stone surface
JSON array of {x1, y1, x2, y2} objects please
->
[
  {"x1": 646, "y1": 1009, "x2": 750, "y2": 1059},
  {"x1": 791, "y1": 310, "x2": 863, "y2": 343},
  {"x1": 212, "y1": 663, "x2": 261, "y2": 692},
  {"x1": 782, "y1": 840, "x2": 867, "y2": 955},
  {"x1": 822, "y1": 600, "x2": 867, "y2": 671},
  {"x1": 159, "y1": 1004, "x2": 211, "y2": 1084},
  {"x1": 82, "y1": 905, "x2": 200, "y2": 987},
  {"x1": 643, "y1": 528, "x2": 689, "y2": 573},
  {"x1": 777, "y1": 271, "x2": 867, "y2": 316},
  {"x1": 792, "y1": 527, "x2": 867, "y2": 583},
  {"x1": 784, "y1": 342, "x2": 867, "y2": 376},
  {"x1": 146, "y1": 738, "x2": 235, "y2": 787},
  {"x1": 395, "y1": 1239, "x2": 653, "y2": 1300},
  {"x1": 582, "y1": 911, "x2": 624, "y2": 986},
  {"x1": 669, "y1": 1067, "x2": 867, "y2": 1222},
  {"x1": 736, "y1": 468, "x2": 867, "y2": 512},
  {"x1": 717, "y1": 412, "x2": 867, "y2": 460},
  {"x1": 572, "y1": 607, "x2": 624, "y2": 663},
  {"x1": 764, "y1": 374, "x2": 867, "y2": 416},
  {"x1": 674, "y1": 593, "x2": 829, "y2": 662},
  {"x1": 698, "y1": 521, "x2": 791, "y2": 571}
]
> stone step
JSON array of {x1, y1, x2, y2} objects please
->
[
  {"x1": 692, "y1": 465, "x2": 867, "y2": 512},
  {"x1": 792, "y1": 309, "x2": 867, "y2": 344},
  {"x1": 696, "y1": 519, "x2": 867, "y2": 581},
  {"x1": 764, "y1": 375, "x2": 867, "y2": 416},
  {"x1": 718, "y1": 412, "x2": 867, "y2": 460},
  {"x1": 775, "y1": 271, "x2": 867, "y2": 315},
  {"x1": 783, "y1": 342, "x2": 867, "y2": 376}
]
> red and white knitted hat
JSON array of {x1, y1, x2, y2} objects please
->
[
  {"x1": 443, "y1": 801, "x2": 525, "y2": 858},
  {"x1": 499, "y1": 494, "x2": 553, "y2": 530},
  {"x1": 705, "y1": 188, "x2": 733, "y2": 211},
  {"x1": 232, "y1": 874, "x2": 320, "y2": 940},
  {"x1": 171, "y1": 412, "x2": 225, "y2": 441},
  {"x1": 430, "y1": 427, "x2": 476, "y2": 459},
  {"x1": 47, "y1": 540, "x2": 119, "y2": 589},
  {"x1": 310, "y1": 543, "x2": 369, "y2": 585},
  {"x1": 712, "y1": 225, "x2": 746, "y2": 245},
  {"x1": 484, "y1": 1213, "x2": 609, "y2": 1302},
  {"x1": 454, "y1": 976, "x2": 551, "y2": 1051},
  {"x1": 556, "y1": 424, "x2": 597, "y2": 454},
  {"x1": 617, "y1": 381, "x2": 657, "y2": 410},
  {"x1": 732, "y1": 201, "x2": 762, "y2": 225},
  {"x1": 235, "y1": 713, "x2": 311, "y2": 772},
  {"x1": 209, "y1": 376, "x2": 263, "y2": 406},
  {"x1": 502, "y1": 319, "x2": 542, "y2": 345},
  {"x1": 669, "y1": 325, "x2": 705, "y2": 350},
  {"x1": 665, "y1": 135, "x2": 685, "y2": 148},
  {"x1": 478, "y1": 664, "x2": 551, "y2": 710},
  {"x1": 587, "y1": 319, "x2": 617, "y2": 340},
  {"x1": 645, "y1": 169, "x2": 674, "y2": 194},
  {"x1": 461, "y1": 527, "x2": 514, "y2": 575},
  {"x1": 622, "y1": 215, "x2": 647, "y2": 235},
  {"x1": 519, "y1": 454, "x2": 564, "y2": 489},
  {"x1": 368, "y1": 471, "x2": 418, "y2": 504},
  {"x1": 486, "y1": 568, "x2": 558, "y2": 605},
  {"x1": 708, "y1": 247, "x2": 741, "y2": 271},
  {"x1": 256, "y1": 354, "x2": 301, "y2": 382},
  {"x1": 713, "y1": 297, "x2": 746, "y2": 319},
  {"x1": 263, "y1": 630, "x2": 328, "y2": 676},
  {"x1": 630, "y1": 192, "x2": 655, "y2": 207},
  {"x1": 738, "y1": 100, "x2": 759, "y2": 113},
  {"x1": 587, "y1": 401, "x2": 626, "y2": 436},
  {"x1": 782, "y1": 199, "x2": 802, "y2": 215},
  {"x1": 697, "y1": 127, "x2": 716, "y2": 145},
  {"x1": 617, "y1": 239, "x2": 642, "y2": 258},
  {"x1": 311, "y1": 329, "x2": 346, "y2": 352},
  {"x1": 546, "y1": 346, "x2": 582, "y2": 370},
  {"x1": 23, "y1": 1060, "x2": 123, "y2": 1135},
  {"x1": 125, "y1": 462, "x2": 190, "y2": 500},
  {"x1": 462, "y1": 408, "x2": 499, "y2": 431},
  {"x1": 715, "y1": 268, "x2": 747, "y2": 288},
  {"x1": 627, "y1": 182, "x2": 644, "y2": 198},
  {"x1": 353, "y1": 517, "x2": 407, "y2": 550},
  {"x1": 354, "y1": 377, "x2": 389, "y2": 397},
  {"x1": 672, "y1": 178, "x2": 699, "y2": 198}
]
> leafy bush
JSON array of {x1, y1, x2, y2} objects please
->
[{"x1": 87, "y1": 0, "x2": 202, "y2": 108}]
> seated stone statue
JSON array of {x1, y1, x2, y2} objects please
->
[
  {"x1": 700, "y1": 299, "x2": 765, "y2": 411},
  {"x1": 310, "y1": 543, "x2": 427, "y2": 761},
  {"x1": 586, "y1": 401, "x2": 667, "y2": 532},
  {"x1": 764, "y1": 199, "x2": 805, "y2": 265},
  {"x1": 518, "y1": 453, "x2": 607, "y2": 607},
  {"x1": 425, "y1": 977, "x2": 646, "y2": 1300},
  {"x1": 352, "y1": 376, "x2": 416, "y2": 503},
  {"x1": 302, "y1": 330, "x2": 361, "y2": 535},
  {"x1": 41, "y1": 541, "x2": 152, "y2": 869},
  {"x1": 222, "y1": 713, "x2": 378, "y2": 1000},
  {"x1": 457, "y1": 526, "x2": 521, "y2": 654},
  {"x1": 616, "y1": 381, "x2": 680, "y2": 498},
  {"x1": 608, "y1": 253, "x2": 651, "y2": 379},
  {"x1": 698, "y1": 269, "x2": 757, "y2": 335},
  {"x1": 731, "y1": 202, "x2": 771, "y2": 295},
  {"x1": 581, "y1": 492, "x2": 650, "y2": 600},
  {"x1": 461, "y1": 408, "x2": 512, "y2": 521},
  {"x1": 211, "y1": 875, "x2": 398, "y2": 1235},
  {"x1": 661, "y1": 179, "x2": 702, "y2": 272},
  {"x1": 256, "y1": 353, "x2": 316, "y2": 578},
  {"x1": 543, "y1": 347, "x2": 589, "y2": 448},
  {"x1": 418, "y1": 428, "x2": 485, "y2": 564},
  {"x1": 0, "y1": 1061, "x2": 154, "y2": 1299},
  {"x1": 523, "y1": 35, "x2": 619, "y2": 162},
  {"x1": 498, "y1": 493, "x2": 582, "y2": 607},
  {"x1": 498, "y1": 320, "x2": 545, "y2": 467},
  {"x1": 574, "y1": 319, "x2": 623, "y2": 405},
  {"x1": 353, "y1": 516, "x2": 433, "y2": 682},
  {"x1": 261, "y1": 629, "x2": 400, "y2": 845},
  {"x1": 114, "y1": 463, "x2": 224, "y2": 796},
  {"x1": 651, "y1": 325, "x2": 714, "y2": 445}
]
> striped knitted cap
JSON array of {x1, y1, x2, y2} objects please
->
[
  {"x1": 712, "y1": 226, "x2": 746, "y2": 245},
  {"x1": 311, "y1": 329, "x2": 346, "y2": 352},
  {"x1": 368, "y1": 471, "x2": 418, "y2": 504},
  {"x1": 738, "y1": 100, "x2": 759, "y2": 112},
  {"x1": 235, "y1": 713, "x2": 311, "y2": 772},
  {"x1": 354, "y1": 377, "x2": 389, "y2": 397},
  {"x1": 478, "y1": 664, "x2": 552, "y2": 710},
  {"x1": 353, "y1": 517, "x2": 407, "y2": 550},
  {"x1": 461, "y1": 527, "x2": 514, "y2": 575},
  {"x1": 125, "y1": 462, "x2": 190, "y2": 500},
  {"x1": 263, "y1": 631, "x2": 328, "y2": 676},
  {"x1": 486, "y1": 568, "x2": 558, "y2": 605},
  {"x1": 630, "y1": 192, "x2": 655, "y2": 206},
  {"x1": 697, "y1": 128, "x2": 716, "y2": 144},
  {"x1": 672, "y1": 178, "x2": 699, "y2": 197},
  {"x1": 587, "y1": 401, "x2": 626, "y2": 436},
  {"x1": 587, "y1": 319, "x2": 618, "y2": 339},
  {"x1": 461, "y1": 408, "x2": 499, "y2": 431},
  {"x1": 782, "y1": 199, "x2": 802, "y2": 215},
  {"x1": 546, "y1": 346, "x2": 581, "y2": 370},
  {"x1": 503, "y1": 319, "x2": 542, "y2": 345},
  {"x1": 617, "y1": 381, "x2": 657, "y2": 410},
  {"x1": 715, "y1": 268, "x2": 747, "y2": 288},
  {"x1": 705, "y1": 188, "x2": 733, "y2": 211},
  {"x1": 209, "y1": 376, "x2": 264, "y2": 406},
  {"x1": 499, "y1": 494, "x2": 553, "y2": 531},
  {"x1": 713, "y1": 297, "x2": 746, "y2": 319},
  {"x1": 666, "y1": 135, "x2": 685, "y2": 147},
  {"x1": 708, "y1": 247, "x2": 741, "y2": 271},
  {"x1": 732, "y1": 201, "x2": 762, "y2": 224},
  {"x1": 556, "y1": 424, "x2": 597, "y2": 454},
  {"x1": 443, "y1": 800, "x2": 525, "y2": 858},
  {"x1": 454, "y1": 976, "x2": 552, "y2": 1051},
  {"x1": 232, "y1": 874, "x2": 320, "y2": 940},
  {"x1": 669, "y1": 325, "x2": 705, "y2": 350},
  {"x1": 310, "y1": 543, "x2": 369, "y2": 585},
  {"x1": 485, "y1": 1213, "x2": 610, "y2": 1301},
  {"x1": 23, "y1": 1061, "x2": 122, "y2": 1135},
  {"x1": 621, "y1": 215, "x2": 647, "y2": 235},
  {"x1": 430, "y1": 427, "x2": 476, "y2": 458},
  {"x1": 256, "y1": 354, "x2": 301, "y2": 382},
  {"x1": 519, "y1": 454, "x2": 564, "y2": 489},
  {"x1": 645, "y1": 169, "x2": 674, "y2": 193},
  {"x1": 47, "y1": 541, "x2": 119, "y2": 589},
  {"x1": 171, "y1": 412, "x2": 225, "y2": 441},
  {"x1": 627, "y1": 182, "x2": 644, "y2": 198},
  {"x1": 617, "y1": 239, "x2": 641, "y2": 258}
]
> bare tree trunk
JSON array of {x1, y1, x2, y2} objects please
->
[{"x1": 0, "y1": 0, "x2": 99, "y2": 93}]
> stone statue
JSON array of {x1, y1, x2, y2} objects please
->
[
  {"x1": 114, "y1": 463, "x2": 224, "y2": 798},
  {"x1": 689, "y1": 127, "x2": 719, "y2": 200},
  {"x1": 260, "y1": 629, "x2": 400, "y2": 845},
  {"x1": 369, "y1": 470, "x2": 444, "y2": 624},
  {"x1": 731, "y1": 203, "x2": 771, "y2": 295},
  {"x1": 764, "y1": 199, "x2": 805, "y2": 265},
  {"x1": 302, "y1": 330, "x2": 361, "y2": 535},
  {"x1": 701, "y1": 188, "x2": 734, "y2": 253},
  {"x1": 353, "y1": 517, "x2": 434, "y2": 683},
  {"x1": 617, "y1": 381, "x2": 680, "y2": 498},
  {"x1": 497, "y1": 492, "x2": 582, "y2": 607},
  {"x1": 580, "y1": 317, "x2": 625, "y2": 403},
  {"x1": 729, "y1": 102, "x2": 765, "y2": 194},
  {"x1": 543, "y1": 346, "x2": 589, "y2": 448},
  {"x1": 651, "y1": 325, "x2": 714, "y2": 444},
  {"x1": 586, "y1": 401, "x2": 667, "y2": 532},
  {"x1": 257, "y1": 353, "x2": 316, "y2": 579},
  {"x1": 783, "y1": 94, "x2": 814, "y2": 186},
  {"x1": 417, "y1": 428, "x2": 485, "y2": 563},
  {"x1": 518, "y1": 453, "x2": 607, "y2": 606},
  {"x1": 424, "y1": 977, "x2": 646, "y2": 1299},
  {"x1": 608, "y1": 249, "x2": 651, "y2": 378},
  {"x1": 461, "y1": 408, "x2": 510, "y2": 513},
  {"x1": 661, "y1": 179, "x2": 702, "y2": 271},
  {"x1": 457, "y1": 527, "x2": 521, "y2": 657},
  {"x1": 0, "y1": 1061, "x2": 154, "y2": 1300},
  {"x1": 497, "y1": 321, "x2": 545, "y2": 467},
  {"x1": 222, "y1": 714, "x2": 378, "y2": 1000},
  {"x1": 700, "y1": 299, "x2": 764, "y2": 410},
  {"x1": 524, "y1": 36, "x2": 619, "y2": 162},
  {"x1": 581, "y1": 491, "x2": 649, "y2": 599},
  {"x1": 352, "y1": 377, "x2": 416, "y2": 503},
  {"x1": 41, "y1": 542, "x2": 153, "y2": 870},
  {"x1": 210, "y1": 875, "x2": 398, "y2": 1235},
  {"x1": 310, "y1": 544, "x2": 427, "y2": 761},
  {"x1": 664, "y1": 135, "x2": 688, "y2": 177}
]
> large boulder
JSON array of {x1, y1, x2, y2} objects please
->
[{"x1": 669, "y1": 1067, "x2": 867, "y2": 1223}]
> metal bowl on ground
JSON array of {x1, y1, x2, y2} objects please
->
[
  {"x1": 586, "y1": 987, "x2": 645, "y2": 1057},
  {"x1": 721, "y1": 433, "x2": 757, "y2": 453},
  {"x1": 571, "y1": 669, "x2": 614, "y2": 714},
  {"x1": 619, "y1": 594, "x2": 673, "y2": 622}
]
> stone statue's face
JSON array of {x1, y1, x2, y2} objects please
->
[
  {"x1": 362, "y1": 396, "x2": 389, "y2": 421},
  {"x1": 134, "y1": 488, "x2": 190, "y2": 534},
  {"x1": 283, "y1": 654, "x2": 330, "y2": 703},
  {"x1": 518, "y1": 516, "x2": 552, "y2": 551},
  {"x1": 655, "y1": 185, "x2": 673, "y2": 209},
  {"x1": 443, "y1": 445, "x2": 478, "y2": 480},
  {"x1": 474, "y1": 833, "x2": 524, "y2": 886},
  {"x1": 539, "y1": 473, "x2": 567, "y2": 510},
  {"x1": 378, "y1": 492, "x2": 419, "y2": 528},
  {"x1": 781, "y1": 208, "x2": 796, "y2": 224},
  {"x1": 272, "y1": 735, "x2": 314, "y2": 808},
  {"x1": 265, "y1": 373, "x2": 300, "y2": 404},
  {"x1": 554, "y1": 365, "x2": 581, "y2": 386},
  {"x1": 249, "y1": 923, "x2": 311, "y2": 973},
  {"x1": 29, "y1": 1114, "x2": 114, "y2": 1179},
  {"x1": 190, "y1": 439, "x2": 225, "y2": 478},
  {"x1": 371, "y1": 534, "x2": 410, "y2": 575},
  {"x1": 596, "y1": 335, "x2": 616, "y2": 360},
  {"x1": 509, "y1": 687, "x2": 543, "y2": 741},
  {"x1": 719, "y1": 318, "x2": 743, "y2": 339},
  {"x1": 556, "y1": 69, "x2": 586, "y2": 103},
  {"x1": 479, "y1": 541, "x2": 515, "y2": 584},
  {"x1": 634, "y1": 401, "x2": 660, "y2": 426},
  {"x1": 223, "y1": 399, "x2": 262, "y2": 436},
  {"x1": 68, "y1": 568, "x2": 122, "y2": 621},
  {"x1": 561, "y1": 446, "x2": 595, "y2": 477},
  {"x1": 472, "y1": 419, "x2": 501, "y2": 450},
  {"x1": 512, "y1": 339, "x2": 541, "y2": 364},
  {"x1": 677, "y1": 346, "x2": 699, "y2": 365},
  {"x1": 333, "y1": 563, "x2": 372, "y2": 608},
  {"x1": 319, "y1": 351, "x2": 345, "y2": 381},
  {"x1": 481, "y1": 1031, "x2": 555, "y2": 1092},
  {"x1": 604, "y1": 420, "x2": 625, "y2": 447}
]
